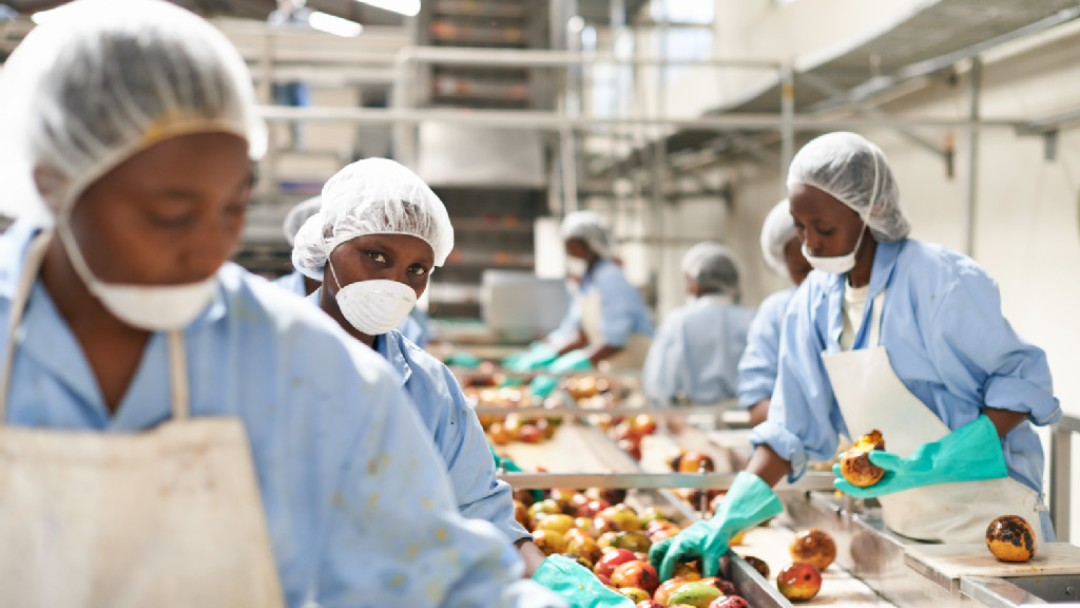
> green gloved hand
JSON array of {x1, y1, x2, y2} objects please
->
[
  {"x1": 649, "y1": 471, "x2": 782, "y2": 581},
  {"x1": 443, "y1": 352, "x2": 481, "y2": 368},
  {"x1": 504, "y1": 342, "x2": 559, "y2": 373},
  {"x1": 532, "y1": 555, "x2": 635, "y2": 608},
  {"x1": 528, "y1": 375, "x2": 560, "y2": 399},
  {"x1": 490, "y1": 446, "x2": 543, "y2": 502},
  {"x1": 833, "y1": 414, "x2": 1007, "y2": 499},
  {"x1": 547, "y1": 349, "x2": 592, "y2": 375}
]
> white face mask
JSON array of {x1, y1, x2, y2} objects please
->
[
  {"x1": 56, "y1": 219, "x2": 216, "y2": 331},
  {"x1": 329, "y1": 264, "x2": 417, "y2": 336},
  {"x1": 801, "y1": 225, "x2": 866, "y2": 275},
  {"x1": 566, "y1": 256, "x2": 589, "y2": 277}
]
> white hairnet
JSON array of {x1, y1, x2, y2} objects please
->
[
  {"x1": 282, "y1": 196, "x2": 322, "y2": 245},
  {"x1": 560, "y1": 210, "x2": 613, "y2": 259},
  {"x1": 292, "y1": 158, "x2": 454, "y2": 281},
  {"x1": 760, "y1": 199, "x2": 797, "y2": 276},
  {"x1": 681, "y1": 242, "x2": 740, "y2": 296},
  {"x1": 786, "y1": 132, "x2": 910, "y2": 242},
  {"x1": 0, "y1": 0, "x2": 265, "y2": 222}
]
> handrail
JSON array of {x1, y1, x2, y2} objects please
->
[{"x1": 496, "y1": 471, "x2": 835, "y2": 492}]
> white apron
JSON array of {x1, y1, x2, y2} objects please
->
[
  {"x1": 823, "y1": 289, "x2": 1044, "y2": 544},
  {"x1": 0, "y1": 233, "x2": 285, "y2": 607},
  {"x1": 580, "y1": 288, "x2": 651, "y2": 371}
]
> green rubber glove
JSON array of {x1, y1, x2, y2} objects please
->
[
  {"x1": 833, "y1": 414, "x2": 1007, "y2": 499},
  {"x1": 443, "y1": 352, "x2": 481, "y2": 368},
  {"x1": 504, "y1": 342, "x2": 560, "y2": 373},
  {"x1": 532, "y1": 555, "x2": 635, "y2": 608},
  {"x1": 528, "y1": 374, "x2": 560, "y2": 399},
  {"x1": 649, "y1": 471, "x2": 782, "y2": 581},
  {"x1": 547, "y1": 349, "x2": 593, "y2": 374},
  {"x1": 490, "y1": 446, "x2": 543, "y2": 502}
]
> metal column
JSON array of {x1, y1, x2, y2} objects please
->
[{"x1": 963, "y1": 57, "x2": 982, "y2": 257}]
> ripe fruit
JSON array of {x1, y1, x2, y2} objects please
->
[
  {"x1": 678, "y1": 451, "x2": 715, "y2": 474},
  {"x1": 598, "y1": 504, "x2": 643, "y2": 532},
  {"x1": 789, "y1": 528, "x2": 836, "y2": 570},
  {"x1": 620, "y1": 588, "x2": 651, "y2": 602},
  {"x1": 647, "y1": 520, "x2": 682, "y2": 543},
  {"x1": 666, "y1": 581, "x2": 722, "y2": 608},
  {"x1": 639, "y1": 507, "x2": 666, "y2": 528},
  {"x1": 986, "y1": 515, "x2": 1038, "y2": 562},
  {"x1": 532, "y1": 529, "x2": 566, "y2": 555},
  {"x1": 637, "y1": 602, "x2": 665, "y2": 608},
  {"x1": 699, "y1": 577, "x2": 736, "y2": 596},
  {"x1": 618, "y1": 438, "x2": 643, "y2": 461},
  {"x1": 653, "y1": 579, "x2": 686, "y2": 605},
  {"x1": 595, "y1": 548, "x2": 637, "y2": 579},
  {"x1": 527, "y1": 499, "x2": 563, "y2": 526},
  {"x1": 743, "y1": 555, "x2": 769, "y2": 578},
  {"x1": 839, "y1": 429, "x2": 886, "y2": 488},
  {"x1": 562, "y1": 552, "x2": 595, "y2": 570},
  {"x1": 630, "y1": 414, "x2": 658, "y2": 436},
  {"x1": 513, "y1": 500, "x2": 528, "y2": 528},
  {"x1": 708, "y1": 596, "x2": 749, "y2": 608},
  {"x1": 610, "y1": 531, "x2": 652, "y2": 553},
  {"x1": 518, "y1": 423, "x2": 543, "y2": 443},
  {"x1": 488, "y1": 423, "x2": 511, "y2": 445},
  {"x1": 611, "y1": 561, "x2": 660, "y2": 595},
  {"x1": 564, "y1": 534, "x2": 602, "y2": 564},
  {"x1": 776, "y1": 562, "x2": 822, "y2": 601},
  {"x1": 583, "y1": 499, "x2": 611, "y2": 518},
  {"x1": 673, "y1": 562, "x2": 702, "y2": 581},
  {"x1": 536, "y1": 513, "x2": 576, "y2": 535}
]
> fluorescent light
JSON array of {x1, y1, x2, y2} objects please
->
[
  {"x1": 354, "y1": 0, "x2": 421, "y2": 17},
  {"x1": 308, "y1": 11, "x2": 363, "y2": 37}
]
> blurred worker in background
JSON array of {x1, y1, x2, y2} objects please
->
[
  {"x1": 274, "y1": 195, "x2": 321, "y2": 295},
  {"x1": 643, "y1": 242, "x2": 753, "y2": 407},
  {"x1": 0, "y1": 2, "x2": 562, "y2": 605},
  {"x1": 507, "y1": 210, "x2": 653, "y2": 379},
  {"x1": 650, "y1": 132, "x2": 1060, "y2": 583},
  {"x1": 736, "y1": 199, "x2": 812, "y2": 425},
  {"x1": 291, "y1": 157, "x2": 547, "y2": 576}
]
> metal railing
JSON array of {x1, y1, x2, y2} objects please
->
[{"x1": 1050, "y1": 414, "x2": 1079, "y2": 540}]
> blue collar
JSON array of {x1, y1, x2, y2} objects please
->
[{"x1": 823, "y1": 239, "x2": 904, "y2": 352}]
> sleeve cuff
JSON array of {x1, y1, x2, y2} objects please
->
[
  {"x1": 750, "y1": 420, "x2": 809, "y2": 483},
  {"x1": 984, "y1": 376, "x2": 1062, "y2": 426}
]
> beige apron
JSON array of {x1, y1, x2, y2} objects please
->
[
  {"x1": 0, "y1": 233, "x2": 285, "y2": 607},
  {"x1": 823, "y1": 290, "x2": 1044, "y2": 543},
  {"x1": 580, "y1": 288, "x2": 651, "y2": 371}
]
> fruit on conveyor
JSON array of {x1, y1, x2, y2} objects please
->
[
  {"x1": 665, "y1": 581, "x2": 722, "y2": 608},
  {"x1": 620, "y1": 587, "x2": 651, "y2": 602},
  {"x1": 789, "y1": 528, "x2": 836, "y2": 570},
  {"x1": 776, "y1": 562, "x2": 822, "y2": 602},
  {"x1": 986, "y1": 515, "x2": 1037, "y2": 562},
  {"x1": 742, "y1": 555, "x2": 769, "y2": 578},
  {"x1": 708, "y1": 596, "x2": 749, "y2": 608},
  {"x1": 839, "y1": 429, "x2": 886, "y2": 488},
  {"x1": 611, "y1": 561, "x2": 660, "y2": 594}
]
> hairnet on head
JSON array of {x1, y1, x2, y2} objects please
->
[
  {"x1": 786, "y1": 132, "x2": 910, "y2": 243},
  {"x1": 282, "y1": 196, "x2": 322, "y2": 245},
  {"x1": 0, "y1": 0, "x2": 266, "y2": 222},
  {"x1": 681, "y1": 242, "x2": 740, "y2": 296},
  {"x1": 760, "y1": 199, "x2": 797, "y2": 276},
  {"x1": 560, "y1": 210, "x2": 613, "y2": 259},
  {"x1": 292, "y1": 158, "x2": 454, "y2": 281}
]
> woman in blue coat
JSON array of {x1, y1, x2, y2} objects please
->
[{"x1": 650, "y1": 132, "x2": 1060, "y2": 581}]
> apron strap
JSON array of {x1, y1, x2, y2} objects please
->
[
  {"x1": 0, "y1": 230, "x2": 192, "y2": 423},
  {"x1": 0, "y1": 231, "x2": 54, "y2": 421},
  {"x1": 167, "y1": 330, "x2": 190, "y2": 421},
  {"x1": 866, "y1": 289, "x2": 886, "y2": 347}
]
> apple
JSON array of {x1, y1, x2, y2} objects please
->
[
  {"x1": 789, "y1": 528, "x2": 836, "y2": 570},
  {"x1": 776, "y1": 562, "x2": 822, "y2": 602},
  {"x1": 611, "y1": 560, "x2": 660, "y2": 595},
  {"x1": 595, "y1": 548, "x2": 637, "y2": 579}
]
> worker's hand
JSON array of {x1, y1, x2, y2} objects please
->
[
  {"x1": 833, "y1": 415, "x2": 1007, "y2": 499},
  {"x1": 546, "y1": 350, "x2": 592, "y2": 374},
  {"x1": 503, "y1": 342, "x2": 559, "y2": 373},
  {"x1": 532, "y1": 555, "x2": 636, "y2": 608},
  {"x1": 649, "y1": 472, "x2": 782, "y2": 581}
]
